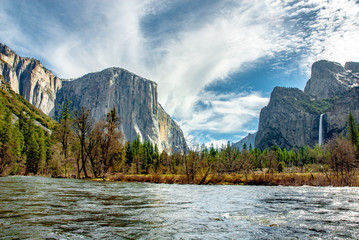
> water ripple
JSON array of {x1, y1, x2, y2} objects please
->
[{"x1": 1, "y1": 176, "x2": 359, "y2": 239}]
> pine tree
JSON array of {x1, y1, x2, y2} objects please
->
[
  {"x1": 348, "y1": 112, "x2": 359, "y2": 148},
  {"x1": 53, "y1": 99, "x2": 74, "y2": 170},
  {"x1": 131, "y1": 135, "x2": 141, "y2": 174},
  {"x1": 37, "y1": 128, "x2": 46, "y2": 174},
  {"x1": 25, "y1": 125, "x2": 40, "y2": 174},
  {"x1": 11, "y1": 121, "x2": 24, "y2": 158},
  {"x1": 0, "y1": 108, "x2": 12, "y2": 144}
]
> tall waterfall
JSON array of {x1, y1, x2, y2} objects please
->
[{"x1": 319, "y1": 114, "x2": 324, "y2": 146}]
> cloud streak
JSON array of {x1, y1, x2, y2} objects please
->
[{"x1": 180, "y1": 92, "x2": 269, "y2": 134}]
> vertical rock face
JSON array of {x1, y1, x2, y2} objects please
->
[
  {"x1": 256, "y1": 60, "x2": 359, "y2": 150},
  {"x1": 256, "y1": 87, "x2": 321, "y2": 150},
  {"x1": 325, "y1": 88, "x2": 359, "y2": 138},
  {"x1": 0, "y1": 43, "x2": 62, "y2": 115},
  {"x1": 55, "y1": 67, "x2": 187, "y2": 152}
]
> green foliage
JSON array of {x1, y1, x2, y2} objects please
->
[
  {"x1": 0, "y1": 76, "x2": 57, "y2": 130},
  {"x1": 9, "y1": 162, "x2": 20, "y2": 175},
  {"x1": 277, "y1": 161, "x2": 285, "y2": 173},
  {"x1": 0, "y1": 78, "x2": 53, "y2": 175},
  {"x1": 296, "y1": 98, "x2": 334, "y2": 114},
  {"x1": 348, "y1": 112, "x2": 359, "y2": 148},
  {"x1": 58, "y1": 99, "x2": 72, "y2": 122},
  {"x1": 276, "y1": 88, "x2": 336, "y2": 115}
]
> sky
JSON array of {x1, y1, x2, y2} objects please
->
[{"x1": 1, "y1": 0, "x2": 359, "y2": 147}]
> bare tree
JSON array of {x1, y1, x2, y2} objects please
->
[
  {"x1": 327, "y1": 137, "x2": 358, "y2": 185},
  {"x1": 74, "y1": 106, "x2": 93, "y2": 178},
  {"x1": 96, "y1": 108, "x2": 124, "y2": 178},
  {"x1": 85, "y1": 122, "x2": 102, "y2": 178}
]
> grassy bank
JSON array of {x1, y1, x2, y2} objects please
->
[{"x1": 106, "y1": 172, "x2": 359, "y2": 186}]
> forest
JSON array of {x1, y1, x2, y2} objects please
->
[{"x1": 1, "y1": 90, "x2": 359, "y2": 186}]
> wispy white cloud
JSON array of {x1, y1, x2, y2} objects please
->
[
  {"x1": 0, "y1": 0, "x2": 149, "y2": 78},
  {"x1": 179, "y1": 92, "x2": 269, "y2": 136},
  {"x1": 305, "y1": 0, "x2": 359, "y2": 65},
  {"x1": 151, "y1": 1, "x2": 278, "y2": 117},
  {"x1": 273, "y1": 0, "x2": 359, "y2": 74}
]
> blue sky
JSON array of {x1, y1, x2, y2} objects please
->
[{"x1": 1, "y1": 0, "x2": 359, "y2": 147}]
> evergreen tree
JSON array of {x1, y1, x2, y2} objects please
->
[
  {"x1": 44, "y1": 131, "x2": 52, "y2": 174},
  {"x1": 11, "y1": 121, "x2": 24, "y2": 158},
  {"x1": 131, "y1": 135, "x2": 141, "y2": 174},
  {"x1": 125, "y1": 141, "x2": 132, "y2": 166},
  {"x1": 0, "y1": 108, "x2": 12, "y2": 144},
  {"x1": 152, "y1": 144, "x2": 160, "y2": 172},
  {"x1": 242, "y1": 143, "x2": 247, "y2": 151},
  {"x1": 25, "y1": 125, "x2": 40, "y2": 174},
  {"x1": 53, "y1": 99, "x2": 74, "y2": 169},
  {"x1": 348, "y1": 112, "x2": 359, "y2": 148},
  {"x1": 37, "y1": 128, "x2": 46, "y2": 174}
]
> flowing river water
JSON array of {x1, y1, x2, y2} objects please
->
[{"x1": 1, "y1": 176, "x2": 359, "y2": 239}]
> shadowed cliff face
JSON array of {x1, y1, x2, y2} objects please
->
[
  {"x1": 0, "y1": 43, "x2": 187, "y2": 153},
  {"x1": 256, "y1": 87, "x2": 324, "y2": 150},
  {"x1": 55, "y1": 68, "x2": 187, "y2": 153},
  {"x1": 256, "y1": 60, "x2": 359, "y2": 150},
  {"x1": 0, "y1": 43, "x2": 62, "y2": 115}
]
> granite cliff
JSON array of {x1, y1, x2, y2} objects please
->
[
  {"x1": 0, "y1": 43, "x2": 187, "y2": 153},
  {"x1": 55, "y1": 68, "x2": 186, "y2": 152},
  {"x1": 0, "y1": 43, "x2": 61, "y2": 115},
  {"x1": 256, "y1": 60, "x2": 359, "y2": 150}
]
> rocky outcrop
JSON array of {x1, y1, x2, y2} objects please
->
[
  {"x1": 55, "y1": 67, "x2": 187, "y2": 152},
  {"x1": 345, "y1": 62, "x2": 359, "y2": 73},
  {"x1": 233, "y1": 133, "x2": 256, "y2": 150},
  {"x1": 256, "y1": 60, "x2": 359, "y2": 150},
  {"x1": 304, "y1": 60, "x2": 359, "y2": 99},
  {"x1": 0, "y1": 43, "x2": 61, "y2": 115}
]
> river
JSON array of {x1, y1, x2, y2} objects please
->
[{"x1": 1, "y1": 176, "x2": 359, "y2": 239}]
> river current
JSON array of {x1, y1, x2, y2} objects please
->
[{"x1": 1, "y1": 176, "x2": 359, "y2": 239}]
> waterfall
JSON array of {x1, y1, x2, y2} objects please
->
[{"x1": 319, "y1": 114, "x2": 324, "y2": 146}]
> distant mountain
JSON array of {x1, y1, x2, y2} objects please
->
[
  {"x1": 0, "y1": 43, "x2": 187, "y2": 152},
  {"x1": 256, "y1": 60, "x2": 359, "y2": 150},
  {"x1": 232, "y1": 132, "x2": 256, "y2": 150}
]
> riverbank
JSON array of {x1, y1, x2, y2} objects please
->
[
  {"x1": 106, "y1": 172, "x2": 359, "y2": 186},
  {"x1": 4, "y1": 172, "x2": 358, "y2": 186}
]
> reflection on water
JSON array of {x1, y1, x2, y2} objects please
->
[{"x1": 1, "y1": 176, "x2": 359, "y2": 239}]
